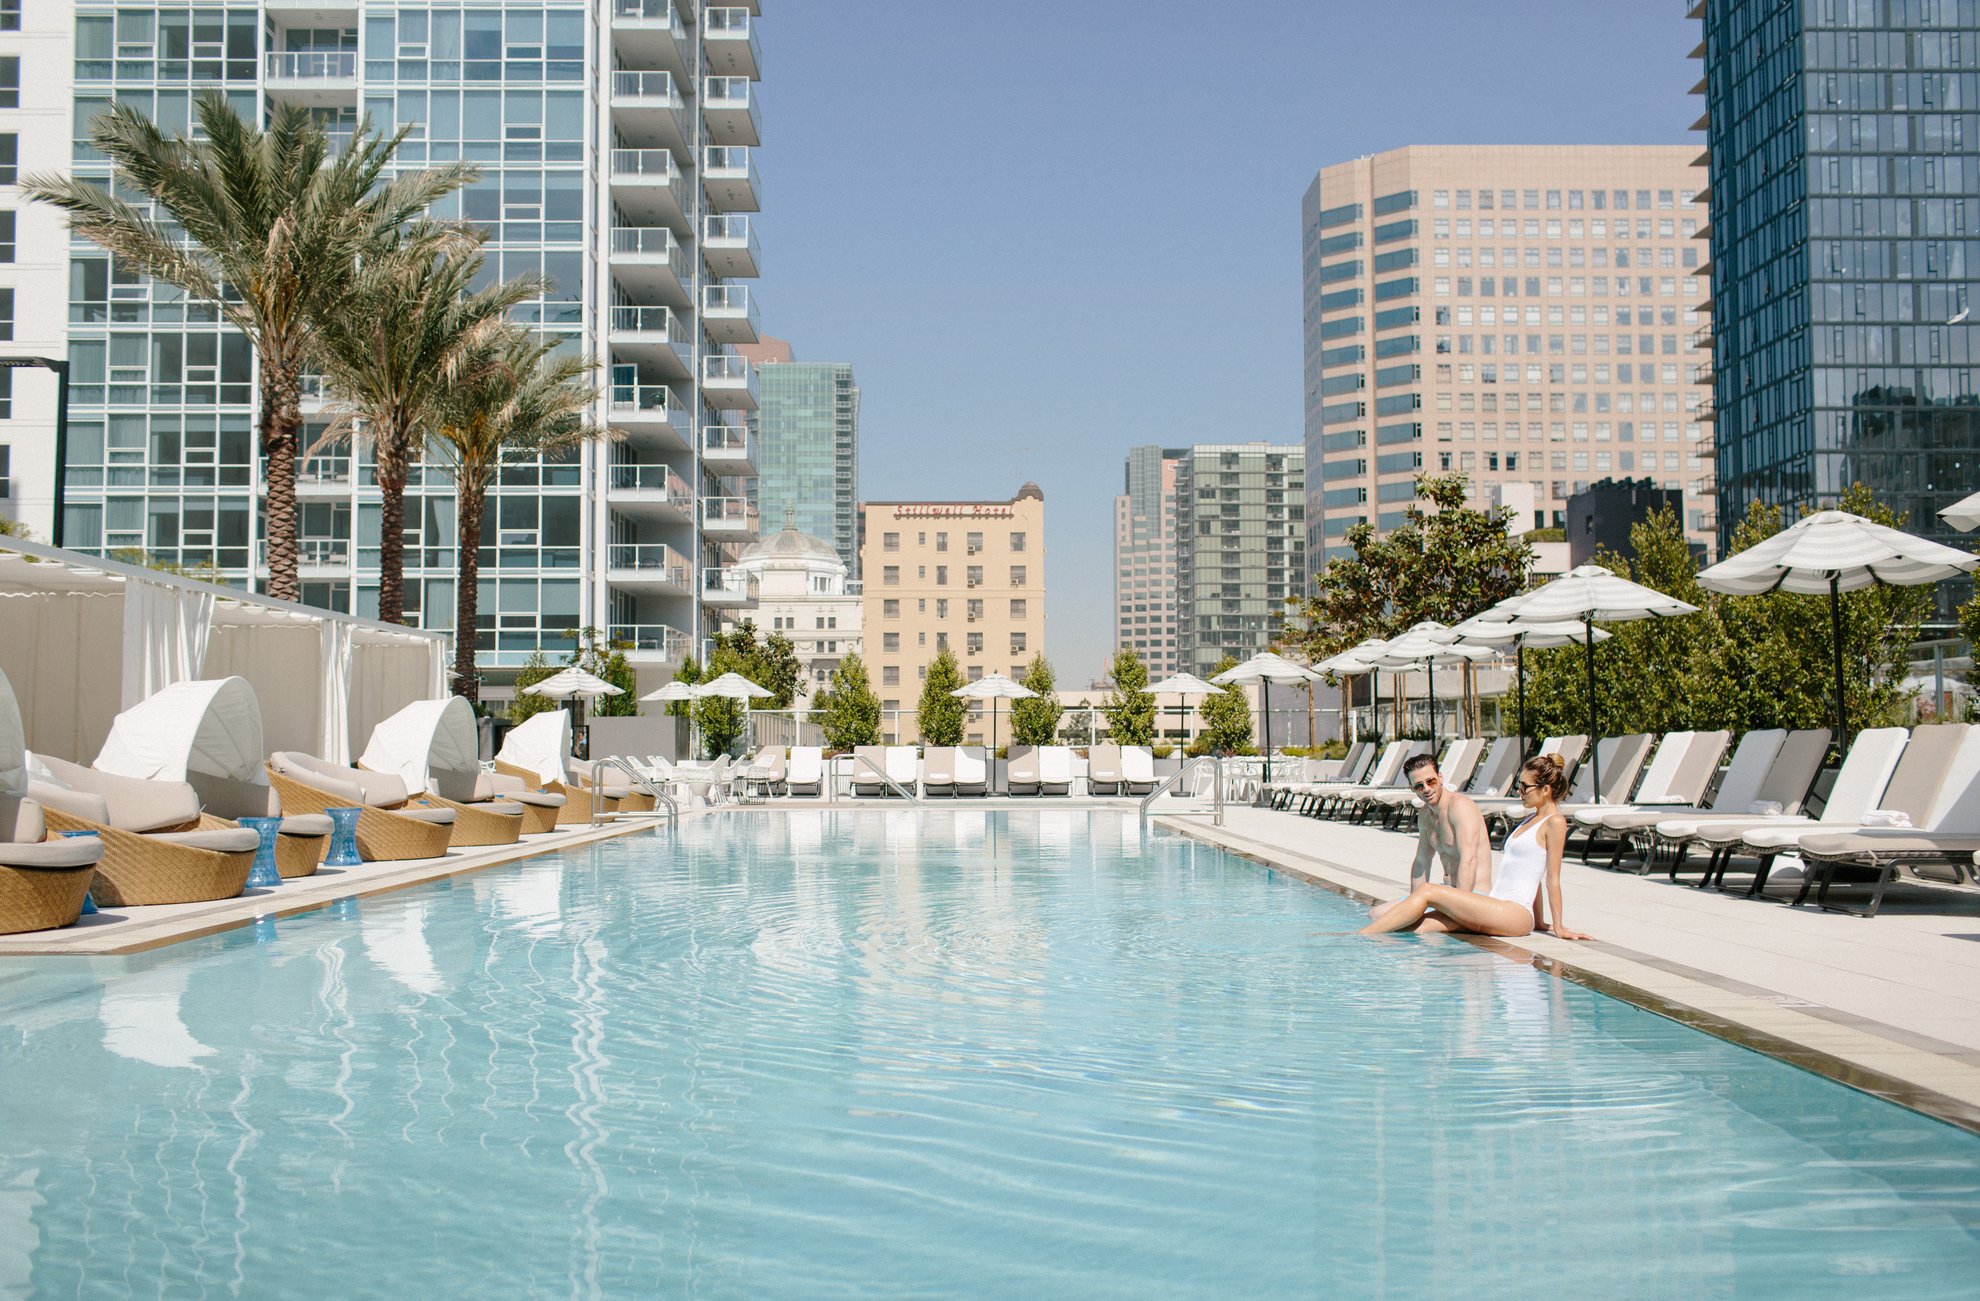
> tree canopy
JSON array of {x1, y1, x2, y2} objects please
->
[
  {"x1": 1102, "y1": 647, "x2": 1157, "y2": 745},
  {"x1": 1009, "y1": 655, "x2": 1063, "y2": 746},
  {"x1": 812, "y1": 653, "x2": 882, "y2": 751},
  {"x1": 917, "y1": 649, "x2": 968, "y2": 745}
]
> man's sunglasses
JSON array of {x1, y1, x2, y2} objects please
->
[{"x1": 1409, "y1": 776, "x2": 1439, "y2": 791}]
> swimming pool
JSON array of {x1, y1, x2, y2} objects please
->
[{"x1": 2, "y1": 809, "x2": 1977, "y2": 1297}]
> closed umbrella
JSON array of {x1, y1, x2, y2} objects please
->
[
  {"x1": 952, "y1": 673, "x2": 1036, "y2": 794},
  {"x1": 1478, "y1": 564, "x2": 1698, "y2": 800},
  {"x1": 1941, "y1": 490, "x2": 1980, "y2": 533},
  {"x1": 1366, "y1": 621, "x2": 1493, "y2": 749},
  {"x1": 1696, "y1": 509, "x2": 1978, "y2": 751},
  {"x1": 1444, "y1": 616, "x2": 1609, "y2": 761},
  {"x1": 1316, "y1": 638, "x2": 1390, "y2": 744},
  {"x1": 1210, "y1": 651, "x2": 1324, "y2": 792},
  {"x1": 1146, "y1": 671, "x2": 1222, "y2": 757}
]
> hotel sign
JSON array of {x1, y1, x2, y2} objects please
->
[{"x1": 891, "y1": 505, "x2": 1015, "y2": 519}]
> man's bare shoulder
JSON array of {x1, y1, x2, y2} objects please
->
[{"x1": 1443, "y1": 790, "x2": 1486, "y2": 825}]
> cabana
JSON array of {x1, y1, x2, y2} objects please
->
[
  {"x1": 361, "y1": 696, "x2": 557, "y2": 837},
  {"x1": 0, "y1": 537, "x2": 447, "y2": 769}
]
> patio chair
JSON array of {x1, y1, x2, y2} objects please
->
[
  {"x1": 1087, "y1": 744, "x2": 1126, "y2": 795},
  {"x1": 1007, "y1": 745, "x2": 1042, "y2": 796},
  {"x1": 886, "y1": 746, "x2": 921, "y2": 796},
  {"x1": 186, "y1": 771, "x2": 334, "y2": 877},
  {"x1": 1351, "y1": 738, "x2": 1486, "y2": 827},
  {"x1": 29, "y1": 753, "x2": 259, "y2": 907},
  {"x1": 1271, "y1": 740, "x2": 1373, "y2": 810},
  {"x1": 360, "y1": 697, "x2": 532, "y2": 844},
  {"x1": 267, "y1": 751, "x2": 457, "y2": 862},
  {"x1": 1295, "y1": 740, "x2": 1412, "y2": 816},
  {"x1": 1463, "y1": 737, "x2": 1522, "y2": 799},
  {"x1": 1121, "y1": 746, "x2": 1158, "y2": 796},
  {"x1": 786, "y1": 747, "x2": 825, "y2": 797},
  {"x1": 0, "y1": 668, "x2": 103, "y2": 933},
  {"x1": 736, "y1": 745, "x2": 787, "y2": 799},
  {"x1": 952, "y1": 747, "x2": 989, "y2": 797},
  {"x1": 1310, "y1": 740, "x2": 1433, "y2": 820},
  {"x1": 1580, "y1": 727, "x2": 1783, "y2": 871},
  {"x1": 1794, "y1": 746, "x2": 1980, "y2": 916},
  {"x1": 1565, "y1": 730, "x2": 1732, "y2": 864},
  {"x1": 851, "y1": 746, "x2": 893, "y2": 797},
  {"x1": 1478, "y1": 734, "x2": 1648, "y2": 832},
  {"x1": 1039, "y1": 746, "x2": 1075, "y2": 796},
  {"x1": 922, "y1": 746, "x2": 961, "y2": 797},
  {"x1": 564, "y1": 760, "x2": 656, "y2": 814},
  {"x1": 1658, "y1": 726, "x2": 1909, "y2": 892},
  {"x1": 1647, "y1": 728, "x2": 1834, "y2": 878}
]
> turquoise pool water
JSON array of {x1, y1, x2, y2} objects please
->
[{"x1": 2, "y1": 809, "x2": 1978, "y2": 1297}]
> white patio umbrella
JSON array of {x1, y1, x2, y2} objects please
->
[
  {"x1": 952, "y1": 673, "x2": 1036, "y2": 794},
  {"x1": 1443, "y1": 616, "x2": 1610, "y2": 761},
  {"x1": 521, "y1": 666, "x2": 625, "y2": 742},
  {"x1": 1146, "y1": 671, "x2": 1222, "y2": 754},
  {"x1": 1366, "y1": 621, "x2": 1494, "y2": 749},
  {"x1": 1942, "y1": 490, "x2": 1980, "y2": 533},
  {"x1": 1696, "y1": 509, "x2": 1978, "y2": 750},
  {"x1": 640, "y1": 679, "x2": 704, "y2": 760},
  {"x1": 1478, "y1": 564, "x2": 1699, "y2": 799},
  {"x1": 1315, "y1": 637, "x2": 1390, "y2": 743},
  {"x1": 1210, "y1": 651, "x2": 1324, "y2": 789},
  {"x1": 694, "y1": 672, "x2": 773, "y2": 756}
]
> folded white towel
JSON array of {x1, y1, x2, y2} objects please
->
[
  {"x1": 1746, "y1": 800, "x2": 1784, "y2": 816},
  {"x1": 1860, "y1": 809, "x2": 1913, "y2": 828}
]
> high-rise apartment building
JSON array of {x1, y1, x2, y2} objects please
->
[
  {"x1": 27, "y1": 1, "x2": 765, "y2": 693},
  {"x1": 1692, "y1": 0, "x2": 1978, "y2": 619},
  {"x1": 1173, "y1": 443, "x2": 1304, "y2": 676},
  {"x1": 859, "y1": 485, "x2": 1045, "y2": 737},
  {"x1": 739, "y1": 336, "x2": 860, "y2": 579},
  {"x1": 1113, "y1": 445, "x2": 1181, "y2": 677},
  {"x1": 1301, "y1": 146, "x2": 1714, "y2": 570}
]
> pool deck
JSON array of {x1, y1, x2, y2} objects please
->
[{"x1": 1154, "y1": 804, "x2": 1980, "y2": 1133}]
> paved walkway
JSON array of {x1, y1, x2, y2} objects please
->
[{"x1": 1153, "y1": 804, "x2": 1980, "y2": 1131}]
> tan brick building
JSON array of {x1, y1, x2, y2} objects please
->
[{"x1": 859, "y1": 484, "x2": 1046, "y2": 742}]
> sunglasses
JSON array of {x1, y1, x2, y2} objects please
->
[
  {"x1": 1516, "y1": 779, "x2": 1545, "y2": 792},
  {"x1": 1410, "y1": 778, "x2": 1439, "y2": 791}
]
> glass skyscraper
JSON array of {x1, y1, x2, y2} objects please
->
[
  {"x1": 745, "y1": 347, "x2": 860, "y2": 578},
  {"x1": 42, "y1": 1, "x2": 765, "y2": 693},
  {"x1": 1696, "y1": 0, "x2": 1978, "y2": 617}
]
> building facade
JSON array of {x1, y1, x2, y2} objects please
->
[
  {"x1": 1301, "y1": 146, "x2": 1714, "y2": 570},
  {"x1": 740, "y1": 336, "x2": 860, "y2": 580},
  {"x1": 858, "y1": 484, "x2": 1045, "y2": 736},
  {"x1": 1113, "y1": 444, "x2": 1181, "y2": 678},
  {"x1": 25, "y1": 0, "x2": 765, "y2": 694},
  {"x1": 730, "y1": 523, "x2": 860, "y2": 704},
  {"x1": 1693, "y1": 0, "x2": 1979, "y2": 619},
  {"x1": 1173, "y1": 442, "x2": 1304, "y2": 676}
]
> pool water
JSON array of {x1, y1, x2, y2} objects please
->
[{"x1": 2, "y1": 809, "x2": 1978, "y2": 1297}]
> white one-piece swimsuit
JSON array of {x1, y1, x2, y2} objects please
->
[{"x1": 1489, "y1": 811, "x2": 1553, "y2": 920}]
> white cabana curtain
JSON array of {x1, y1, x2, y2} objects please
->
[
  {"x1": 319, "y1": 621, "x2": 355, "y2": 764},
  {"x1": 121, "y1": 579, "x2": 214, "y2": 711},
  {"x1": 0, "y1": 593, "x2": 124, "y2": 762},
  {"x1": 203, "y1": 623, "x2": 322, "y2": 758},
  {"x1": 0, "y1": 666, "x2": 26, "y2": 794}
]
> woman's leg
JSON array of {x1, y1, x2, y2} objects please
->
[{"x1": 1360, "y1": 884, "x2": 1533, "y2": 936}]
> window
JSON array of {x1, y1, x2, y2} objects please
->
[
  {"x1": 883, "y1": 666, "x2": 900, "y2": 687},
  {"x1": 935, "y1": 598, "x2": 947, "y2": 619},
  {"x1": 883, "y1": 632, "x2": 899, "y2": 652},
  {"x1": 966, "y1": 564, "x2": 983, "y2": 586},
  {"x1": 0, "y1": 446, "x2": 9, "y2": 499},
  {"x1": 966, "y1": 531, "x2": 983, "y2": 553},
  {"x1": 882, "y1": 599, "x2": 899, "y2": 618},
  {"x1": 1010, "y1": 599, "x2": 1026, "y2": 619},
  {"x1": 882, "y1": 564, "x2": 899, "y2": 585},
  {"x1": 0, "y1": 368, "x2": 10, "y2": 419},
  {"x1": 882, "y1": 531, "x2": 899, "y2": 551},
  {"x1": 1010, "y1": 632, "x2": 1027, "y2": 655},
  {"x1": 0, "y1": 211, "x2": 13, "y2": 262},
  {"x1": 935, "y1": 531, "x2": 948, "y2": 552},
  {"x1": 935, "y1": 565, "x2": 947, "y2": 585},
  {"x1": 0, "y1": 288, "x2": 12, "y2": 341},
  {"x1": 0, "y1": 2, "x2": 17, "y2": 32},
  {"x1": 1009, "y1": 531, "x2": 1026, "y2": 552},
  {"x1": 0, "y1": 58, "x2": 16, "y2": 109},
  {"x1": 0, "y1": 135, "x2": 15, "y2": 185},
  {"x1": 1009, "y1": 565, "x2": 1026, "y2": 586}
]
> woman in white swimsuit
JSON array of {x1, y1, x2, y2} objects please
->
[{"x1": 1359, "y1": 754, "x2": 1593, "y2": 940}]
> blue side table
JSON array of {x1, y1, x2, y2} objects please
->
[
  {"x1": 238, "y1": 816, "x2": 284, "y2": 889},
  {"x1": 59, "y1": 830, "x2": 100, "y2": 914},
  {"x1": 323, "y1": 807, "x2": 364, "y2": 867}
]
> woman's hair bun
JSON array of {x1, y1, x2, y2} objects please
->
[{"x1": 1522, "y1": 753, "x2": 1569, "y2": 799}]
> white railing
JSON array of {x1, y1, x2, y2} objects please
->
[
  {"x1": 611, "y1": 227, "x2": 679, "y2": 258},
  {"x1": 702, "y1": 496, "x2": 759, "y2": 529},
  {"x1": 701, "y1": 424, "x2": 754, "y2": 461},
  {"x1": 607, "y1": 544, "x2": 690, "y2": 585},
  {"x1": 610, "y1": 304, "x2": 681, "y2": 336},
  {"x1": 612, "y1": 70, "x2": 679, "y2": 102},
  {"x1": 608, "y1": 464, "x2": 691, "y2": 500},
  {"x1": 610, "y1": 148, "x2": 679, "y2": 181},
  {"x1": 266, "y1": 50, "x2": 356, "y2": 80},
  {"x1": 609, "y1": 623, "x2": 691, "y2": 661},
  {"x1": 609, "y1": 383, "x2": 683, "y2": 420}
]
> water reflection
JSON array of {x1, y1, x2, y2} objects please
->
[{"x1": 98, "y1": 964, "x2": 212, "y2": 1071}]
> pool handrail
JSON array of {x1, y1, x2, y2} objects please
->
[
  {"x1": 840, "y1": 750, "x2": 922, "y2": 804},
  {"x1": 1139, "y1": 754, "x2": 1223, "y2": 834},
  {"x1": 591, "y1": 757, "x2": 679, "y2": 831}
]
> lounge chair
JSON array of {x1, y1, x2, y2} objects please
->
[
  {"x1": 29, "y1": 753, "x2": 259, "y2": 907},
  {"x1": 267, "y1": 751, "x2": 457, "y2": 862},
  {"x1": 1271, "y1": 740, "x2": 1373, "y2": 810},
  {"x1": 887, "y1": 746, "x2": 921, "y2": 796},
  {"x1": 787, "y1": 747, "x2": 825, "y2": 797},
  {"x1": 1477, "y1": 734, "x2": 1646, "y2": 830},
  {"x1": 851, "y1": 746, "x2": 914, "y2": 797},
  {"x1": 1039, "y1": 746, "x2": 1075, "y2": 796},
  {"x1": 1296, "y1": 740, "x2": 1413, "y2": 816},
  {"x1": 1796, "y1": 753, "x2": 1980, "y2": 914},
  {"x1": 1121, "y1": 746, "x2": 1158, "y2": 796},
  {"x1": 1310, "y1": 740, "x2": 1434, "y2": 819},
  {"x1": 360, "y1": 697, "x2": 536, "y2": 843},
  {"x1": 1658, "y1": 726, "x2": 1909, "y2": 892},
  {"x1": 1565, "y1": 730, "x2": 1732, "y2": 863},
  {"x1": 952, "y1": 747, "x2": 989, "y2": 797},
  {"x1": 492, "y1": 711, "x2": 634, "y2": 824},
  {"x1": 1352, "y1": 738, "x2": 1488, "y2": 826},
  {"x1": 1087, "y1": 743, "x2": 1126, "y2": 795},
  {"x1": 736, "y1": 745, "x2": 787, "y2": 799},
  {"x1": 1007, "y1": 745, "x2": 1041, "y2": 796},
  {"x1": 1580, "y1": 727, "x2": 1785, "y2": 871},
  {"x1": 1644, "y1": 728, "x2": 1835, "y2": 878},
  {"x1": 0, "y1": 668, "x2": 103, "y2": 933},
  {"x1": 922, "y1": 746, "x2": 961, "y2": 797}
]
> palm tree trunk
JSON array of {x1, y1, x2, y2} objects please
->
[
  {"x1": 454, "y1": 483, "x2": 485, "y2": 703},
  {"x1": 377, "y1": 438, "x2": 409, "y2": 624},
  {"x1": 261, "y1": 360, "x2": 303, "y2": 603}
]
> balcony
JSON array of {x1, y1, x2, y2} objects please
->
[
  {"x1": 701, "y1": 353, "x2": 758, "y2": 410},
  {"x1": 702, "y1": 77, "x2": 761, "y2": 147},
  {"x1": 701, "y1": 423, "x2": 757, "y2": 473},
  {"x1": 264, "y1": 49, "x2": 357, "y2": 105},
  {"x1": 701, "y1": 284, "x2": 760, "y2": 344},
  {"x1": 702, "y1": 565, "x2": 759, "y2": 608},
  {"x1": 607, "y1": 382, "x2": 691, "y2": 451},
  {"x1": 297, "y1": 538, "x2": 352, "y2": 574},
  {"x1": 703, "y1": 8, "x2": 761, "y2": 78},
  {"x1": 610, "y1": 70, "x2": 689, "y2": 157},
  {"x1": 702, "y1": 495, "x2": 760, "y2": 539},
  {"x1": 610, "y1": 623, "x2": 691, "y2": 664},
  {"x1": 606, "y1": 543, "x2": 692, "y2": 594},
  {"x1": 701, "y1": 214, "x2": 760, "y2": 278},
  {"x1": 702, "y1": 146, "x2": 760, "y2": 213},
  {"x1": 610, "y1": 0, "x2": 688, "y2": 75},
  {"x1": 609, "y1": 305, "x2": 691, "y2": 377},
  {"x1": 609, "y1": 226, "x2": 689, "y2": 305},
  {"x1": 607, "y1": 464, "x2": 694, "y2": 522},
  {"x1": 609, "y1": 148, "x2": 688, "y2": 230}
]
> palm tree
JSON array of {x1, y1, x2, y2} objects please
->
[
  {"x1": 310, "y1": 238, "x2": 540, "y2": 623},
  {"x1": 429, "y1": 326, "x2": 614, "y2": 702},
  {"x1": 24, "y1": 93, "x2": 475, "y2": 602}
]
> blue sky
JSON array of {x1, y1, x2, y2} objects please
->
[{"x1": 753, "y1": 0, "x2": 1699, "y2": 684}]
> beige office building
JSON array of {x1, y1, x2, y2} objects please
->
[
  {"x1": 1301, "y1": 146, "x2": 1713, "y2": 568},
  {"x1": 860, "y1": 484, "x2": 1046, "y2": 741}
]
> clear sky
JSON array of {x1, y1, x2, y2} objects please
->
[{"x1": 753, "y1": 0, "x2": 1700, "y2": 686}]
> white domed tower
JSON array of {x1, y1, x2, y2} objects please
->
[{"x1": 732, "y1": 518, "x2": 863, "y2": 702}]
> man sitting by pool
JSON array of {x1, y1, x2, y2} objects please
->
[{"x1": 1367, "y1": 752, "x2": 1491, "y2": 925}]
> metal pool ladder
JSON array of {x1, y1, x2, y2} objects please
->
[
  {"x1": 590, "y1": 757, "x2": 679, "y2": 831},
  {"x1": 1139, "y1": 755, "x2": 1223, "y2": 835}
]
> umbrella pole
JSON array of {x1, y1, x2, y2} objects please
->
[
  {"x1": 1261, "y1": 679, "x2": 1272, "y2": 791},
  {"x1": 1584, "y1": 618, "x2": 1601, "y2": 800},
  {"x1": 1372, "y1": 670, "x2": 1381, "y2": 744},
  {"x1": 1428, "y1": 659, "x2": 1437, "y2": 751},
  {"x1": 1830, "y1": 573, "x2": 1848, "y2": 755},
  {"x1": 1516, "y1": 640, "x2": 1527, "y2": 763}
]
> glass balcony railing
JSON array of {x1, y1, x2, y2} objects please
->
[
  {"x1": 703, "y1": 214, "x2": 756, "y2": 246},
  {"x1": 702, "y1": 566, "x2": 759, "y2": 601},
  {"x1": 610, "y1": 226, "x2": 679, "y2": 258},
  {"x1": 265, "y1": 50, "x2": 356, "y2": 79},
  {"x1": 608, "y1": 464, "x2": 692, "y2": 500},
  {"x1": 298, "y1": 538, "x2": 352, "y2": 566},
  {"x1": 705, "y1": 8, "x2": 753, "y2": 37},
  {"x1": 705, "y1": 77, "x2": 753, "y2": 110},
  {"x1": 608, "y1": 383, "x2": 683, "y2": 419},
  {"x1": 702, "y1": 284, "x2": 752, "y2": 313},
  {"x1": 701, "y1": 354, "x2": 751, "y2": 384},
  {"x1": 702, "y1": 496, "x2": 759, "y2": 530},
  {"x1": 607, "y1": 544, "x2": 690, "y2": 584},
  {"x1": 611, "y1": 70, "x2": 679, "y2": 102},
  {"x1": 700, "y1": 424, "x2": 754, "y2": 461},
  {"x1": 610, "y1": 148, "x2": 679, "y2": 181},
  {"x1": 609, "y1": 623, "x2": 691, "y2": 661},
  {"x1": 610, "y1": 304, "x2": 681, "y2": 336},
  {"x1": 703, "y1": 145, "x2": 754, "y2": 177},
  {"x1": 613, "y1": 0, "x2": 679, "y2": 22}
]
